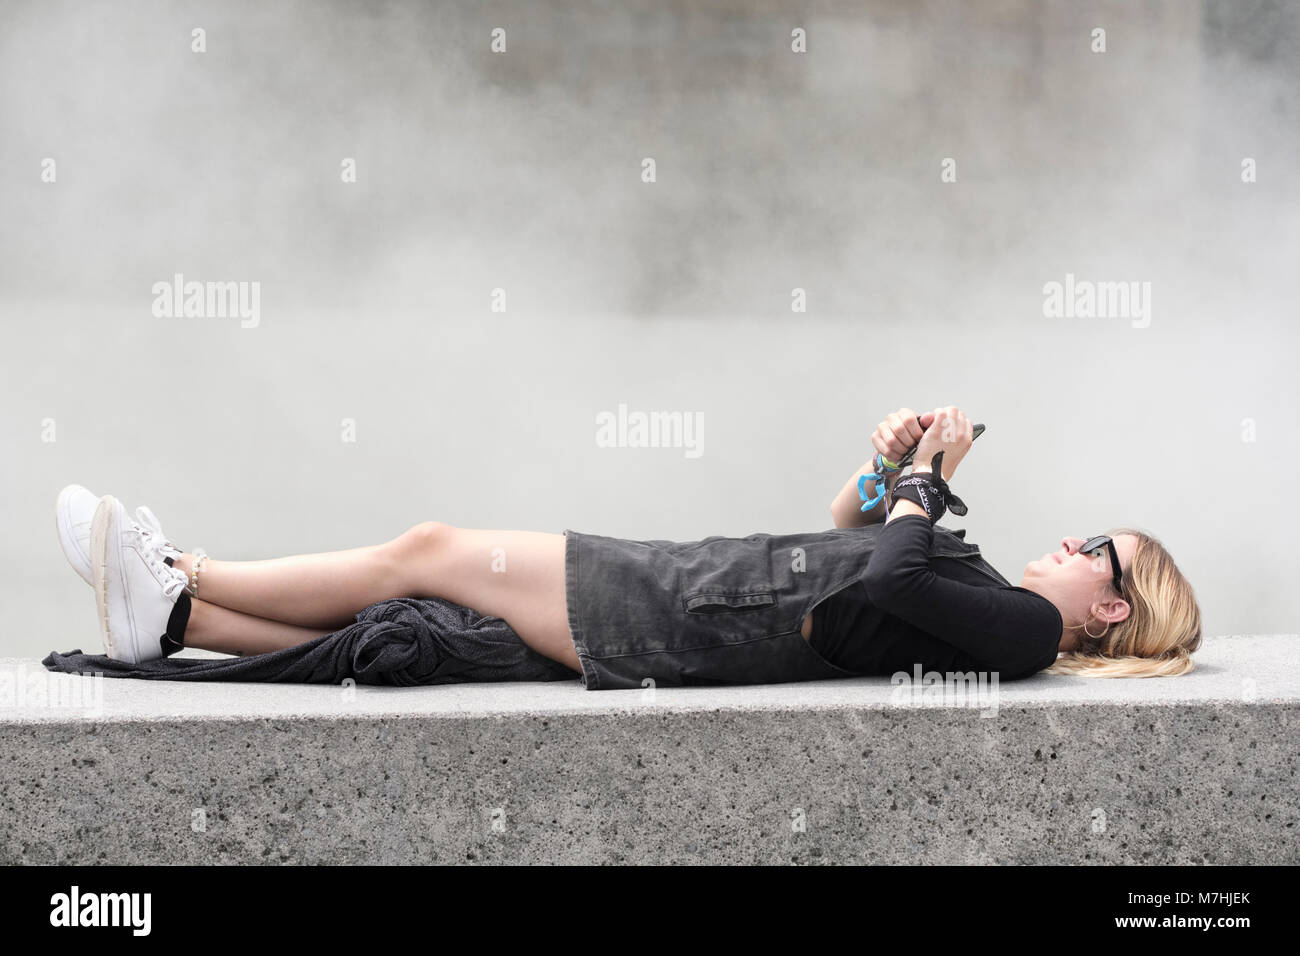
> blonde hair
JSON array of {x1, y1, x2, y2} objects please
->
[{"x1": 1042, "y1": 526, "x2": 1202, "y2": 678}]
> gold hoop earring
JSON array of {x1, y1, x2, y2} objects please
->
[{"x1": 1083, "y1": 617, "x2": 1108, "y2": 640}]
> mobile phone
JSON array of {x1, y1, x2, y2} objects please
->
[{"x1": 895, "y1": 421, "x2": 985, "y2": 469}]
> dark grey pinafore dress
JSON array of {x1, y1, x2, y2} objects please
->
[{"x1": 562, "y1": 522, "x2": 1009, "y2": 690}]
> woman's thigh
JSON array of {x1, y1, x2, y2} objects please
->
[{"x1": 409, "y1": 525, "x2": 578, "y2": 672}]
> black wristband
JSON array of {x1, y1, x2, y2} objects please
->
[
  {"x1": 891, "y1": 474, "x2": 946, "y2": 523},
  {"x1": 890, "y1": 450, "x2": 969, "y2": 522}
]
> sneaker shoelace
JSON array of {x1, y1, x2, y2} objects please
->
[
  {"x1": 132, "y1": 506, "x2": 182, "y2": 558},
  {"x1": 127, "y1": 511, "x2": 188, "y2": 602},
  {"x1": 145, "y1": 542, "x2": 189, "y2": 601}
]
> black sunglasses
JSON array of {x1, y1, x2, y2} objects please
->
[{"x1": 1079, "y1": 535, "x2": 1124, "y2": 594}]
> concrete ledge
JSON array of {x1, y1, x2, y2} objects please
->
[{"x1": 2, "y1": 634, "x2": 1296, "y2": 864}]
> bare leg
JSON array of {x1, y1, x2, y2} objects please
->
[
  {"x1": 174, "y1": 541, "x2": 401, "y2": 631},
  {"x1": 174, "y1": 523, "x2": 580, "y2": 673},
  {"x1": 400, "y1": 525, "x2": 576, "y2": 673},
  {"x1": 184, "y1": 598, "x2": 329, "y2": 656}
]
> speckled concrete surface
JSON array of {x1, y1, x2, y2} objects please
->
[{"x1": 1, "y1": 633, "x2": 1296, "y2": 863}]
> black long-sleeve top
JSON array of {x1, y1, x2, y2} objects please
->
[{"x1": 809, "y1": 514, "x2": 1062, "y2": 680}]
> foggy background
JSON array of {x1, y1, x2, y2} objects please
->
[{"x1": 2, "y1": 0, "x2": 1297, "y2": 660}]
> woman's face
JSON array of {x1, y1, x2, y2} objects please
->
[{"x1": 1020, "y1": 534, "x2": 1137, "y2": 630}]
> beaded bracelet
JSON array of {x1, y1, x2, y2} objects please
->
[{"x1": 188, "y1": 548, "x2": 208, "y2": 598}]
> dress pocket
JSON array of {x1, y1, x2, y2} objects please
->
[{"x1": 683, "y1": 589, "x2": 777, "y2": 613}]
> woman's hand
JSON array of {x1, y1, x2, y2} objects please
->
[
  {"x1": 913, "y1": 405, "x2": 974, "y2": 481},
  {"x1": 871, "y1": 408, "x2": 932, "y2": 465}
]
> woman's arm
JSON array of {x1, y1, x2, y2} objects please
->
[
  {"x1": 830, "y1": 408, "x2": 931, "y2": 528},
  {"x1": 883, "y1": 405, "x2": 974, "y2": 525},
  {"x1": 862, "y1": 514, "x2": 1062, "y2": 675},
  {"x1": 864, "y1": 407, "x2": 1058, "y2": 673}
]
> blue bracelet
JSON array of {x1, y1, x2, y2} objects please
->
[
  {"x1": 857, "y1": 453, "x2": 898, "y2": 511},
  {"x1": 857, "y1": 472, "x2": 884, "y2": 510}
]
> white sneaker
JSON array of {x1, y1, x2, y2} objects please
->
[
  {"x1": 56, "y1": 485, "x2": 100, "y2": 585},
  {"x1": 91, "y1": 495, "x2": 190, "y2": 664},
  {"x1": 132, "y1": 504, "x2": 183, "y2": 564},
  {"x1": 56, "y1": 485, "x2": 183, "y2": 586}
]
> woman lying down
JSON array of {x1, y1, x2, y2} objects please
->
[{"x1": 45, "y1": 406, "x2": 1202, "y2": 688}]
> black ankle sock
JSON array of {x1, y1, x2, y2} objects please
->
[{"x1": 161, "y1": 591, "x2": 191, "y2": 656}]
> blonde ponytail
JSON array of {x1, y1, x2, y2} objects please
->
[{"x1": 1042, "y1": 527, "x2": 1202, "y2": 678}]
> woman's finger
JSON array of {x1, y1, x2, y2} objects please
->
[
  {"x1": 886, "y1": 413, "x2": 917, "y2": 454},
  {"x1": 877, "y1": 423, "x2": 901, "y2": 457},
  {"x1": 895, "y1": 408, "x2": 923, "y2": 445},
  {"x1": 887, "y1": 426, "x2": 910, "y2": 458}
]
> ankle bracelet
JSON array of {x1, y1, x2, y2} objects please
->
[{"x1": 188, "y1": 549, "x2": 209, "y2": 598}]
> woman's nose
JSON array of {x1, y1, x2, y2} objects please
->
[{"x1": 1061, "y1": 536, "x2": 1083, "y2": 554}]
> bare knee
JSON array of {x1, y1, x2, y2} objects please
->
[
  {"x1": 390, "y1": 521, "x2": 455, "y2": 563},
  {"x1": 382, "y1": 521, "x2": 457, "y2": 597}
]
